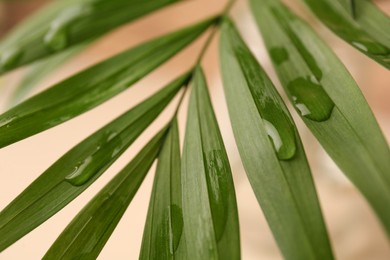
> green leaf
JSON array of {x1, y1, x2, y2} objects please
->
[
  {"x1": 8, "y1": 45, "x2": 84, "y2": 108},
  {"x1": 0, "y1": 0, "x2": 179, "y2": 74},
  {"x1": 140, "y1": 118, "x2": 185, "y2": 259},
  {"x1": 181, "y1": 67, "x2": 240, "y2": 259},
  {"x1": 0, "y1": 74, "x2": 188, "y2": 252},
  {"x1": 250, "y1": 0, "x2": 390, "y2": 236},
  {"x1": 301, "y1": 0, "x2": 390, "y2": 69},
  {"x1": 220, "y1": 19, "x2": 334, "y2": 260},
  {"x1": 0, "y1": 18, "x2": 214, "y2": 148},
  {"x1": 44, "y1": 127, "x2": 168, "y2": 259}
]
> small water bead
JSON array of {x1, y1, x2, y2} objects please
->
[
  {"x1": 0, "y1": 48, "x2": 23, "y2": 70},
  {"x1": 292, "y1": 96, "x2": 311, "y2": 116},
  {"x1": 0, "y1": 116, "x2": 18, "y2": 128},
  {"x1": 263, "y1": 119, "x2": 283, "y2": 153},
  {"x1": 204, "y1": 150, "x2": 229, "y2": 241},
  {"x1": 352, "y1": 41, "x2": 390, "y2": 56},
  {"x1": 168, "y1": 204, "x2": 183, "y2": 254},
  {"x1": 44, "y1": 3, "x2": 93, "y2": 51},
  {"x1": 44, "y1": 29, "x2": 68, "y2": 52},
  {"x1": 65, "y1": 156, "x2": 93, "y2": 185},
  {"x1": 352, "y1": 42, "x2": 368, "y2": 52},
  {"x1": 288, "y1": 77, "x2": 335, "y2": 122},
  {"x1": 269, "y1": 47, "x2": 289, "y2": 65}
]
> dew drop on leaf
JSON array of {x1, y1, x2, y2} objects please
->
[
  {"x1": 204, "y1": 150, "x2": 229, "y2": 241},
  {"x1": 269, "y1": 47, "x2": 289, "y2": 65},
  {"x1": 64, "y1": 133, "x2": 124, "y2": 186},
  {"x1": 287, "y1": 77, "x2": 335, "y2": 122},
  {"x1": 263, "y1": 119, "x2": 283, "y2": 153},
  {"x1": 0, "y1": 116, "x2": 18, "y2": 128},
  {"x1": 65, "y1": 156, "x2": 94, "y2": 186},
  {"x1": 0, "y1": 48, "x2": 23, "y2": 69},
  {"x1": 169, "y1": 204, "x2": 183, "y2": 254},
  {"x1": 43, "y1": 3, "x2": 92, "y2": 51}
]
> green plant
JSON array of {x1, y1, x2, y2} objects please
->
[{"x1": 0, "y1": 0, "x2": 389, "y2": 259}]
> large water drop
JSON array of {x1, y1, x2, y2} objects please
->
[{"x1": 288, "y1": 77, "x2": 335, "y2": 122}]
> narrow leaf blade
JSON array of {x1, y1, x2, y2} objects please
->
[
  {"x1": 0, "y1": 18, "x2": 214, "y2": 148},
  {"x1": 43, "y1": 127, "x2": 168, "y2": 259},
  {"x1": 181, "y1": 67, "x2": 240, "y2": 259},
  {"x1": 220, "y1": 19, "x2": 334, "y2": 259},
  {"x1": 301, "y1": 0, "x2": 390, "y2": 69},
  {"x1": 0, "y1": 0, "x2": 179, "y2": 73},
  {"x1": 0, "y1": 74, "x2": 188, "y2": 251},
  {"x1": 8, "y1": 45, "x2": 84, "y2": 108},
  {"x1": 250, "y1": 0, "x2": 390, "y2": 236},
  {"x1": 140, "y1": 119, "x2": 185, "y2": 259}
]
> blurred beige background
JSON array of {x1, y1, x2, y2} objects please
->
[{"x1": 0, "y1": 0, "x2": 389, "y2": 259}]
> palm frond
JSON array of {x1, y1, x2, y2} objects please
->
[
  {"x1": 0, "y1": 74, "x2": 187, "y2": 251},
  {"x1": 0, "y1": 0, "x2": 180, "y2": 73},
  {"x1": 250, "y1": 0, "x2": 390, "y2": 235},
  {"x1": 220, "y1": 18, "x2": 334, "y2": 259}
]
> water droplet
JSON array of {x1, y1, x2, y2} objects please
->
[
  {"x1": 106, "y1": 131, "x2": 118, "y2": 142},
  {"x1": 292, "y1": 96, "x2": 311, "y2": 116},
  {"x1": 64, "y1": 130, "x2": 125, "y2": 186},
  {"x1": 44, "y1": 4, "x2": 92, "y2": 51},
  {"x1": 0, "y1": 116, "x2": 18, "y2": 128},
  {"x1": 263, "y1": 119, "x2": 283, "y2": 152},
  {"x1": 169, "y1": 204, "x2": 183, "y2": 254},
  {"x1": 269, "y1": 47, "x2": 289, "y2": 65},
  {"x1": 352, "y1": 42, "x2": 368, "y2": 52},
  {"x1": 44, "y1": 28, "x2": 68, "y2": 52},
  {"x1": 0, "y1": 48, "x2": 23, "y2": 69},
  {"x1": 204, "y1": 150, "x2": 229, "y2": 241},
  {"x1": 111, "y1": 147, "x2": 122, "y2": 158},
  {"x1": 65, "y1": 156, "x2": 94, "y2": 186},
  {"x1": 352, "y1": 41, "x2": 390, "y2": 56},
  {"x1": 288, "y1": 77, "x2": 335, "y2": 122},
  {"x1": 233, "y1": 40, "x2": 296, "y2": 160}
]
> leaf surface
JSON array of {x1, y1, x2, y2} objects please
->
[
  {"x1": 301, "y1": 0, "x2": 390, "y2": 69},
  {"x1": 220, "y1": 19, "x2": 334, "y2": 260},
  {"x1": 0, "y1": 18, "x2": 214, "y2": 148},
  {"x1": 181, "y1": 67, "x2": 240, "y2": 259},
  {"x1": 43, "y1": 127, "x2": 168, "y2": 259},
  {"x1": 140, "y1": 119, "x2": 186, "y2": 259},
  {"x1": 250, "y1": 0, "x2": 390, "y2": 236},
  {"x1": 0, "y1": 74, "x2": 188, "y2": 252},
  {"x1": 8, "y1": 45, "x2": 84, "y2": 108},
  {"x1": 0, "y1": 0, "x2": 180, "y2": 73}
]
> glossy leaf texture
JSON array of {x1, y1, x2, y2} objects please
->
[
  {"x1": 250, "y1": 0, "x2": 390, "y2": 236},
  {"x1": 181, "y1": 67, "x2": 240, "y2": 259},
  {"x1": 301, "y1": 0, "x2": 390, "y2": 69},
  {"x1": 44, "y1": 127, "x2": 168, "y2": 259},
  {"x1": 0, "y1": 74, "x2": 188, "y2": 252},
  {"x1": 0, "y1": 18, "x2": 214, "y2": 148},
  {"x1": 8, "y1": 45, "x2": 84, "y2": 108},
  {"x1": 140, "y1": 119, "x2": 186, "y2": 259},
  {"x1": 220, "y1": 19, "x2": 334, "y2": 260},
  {"x1": 0, "y1": 0, "x2": 180, "y2": 74}
]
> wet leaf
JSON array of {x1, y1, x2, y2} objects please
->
[
  {"x1": 181, "y1": 67, "x2": 240, "y2": 259},
  {"x1": 220, "y1": 19, "x2": 334, "y2": 260},
  {"x1": 8, "y1": 45, "x2": 84, "y2": 108},
  {"x1": 140, "y1": 119, "x2": 185, "y2": 259},
  {"x1": 0, "y1": 0, "x2": 180, "y2": 73},
  {"x1": 0, "y1": 74, "x2": 188, "y2": 252},
  {"x1": 302, "y1": 0, "x2": 390, "y2": 69},
  {"x1": 44, "y1": 127, "x2": 168, "y2": 259},
  {"x1": 0, "y1": 18, "x2": 214, "y2": 148},
  {"x1": 251, "y1": 0, "x2": 390, "y2": 236}
]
